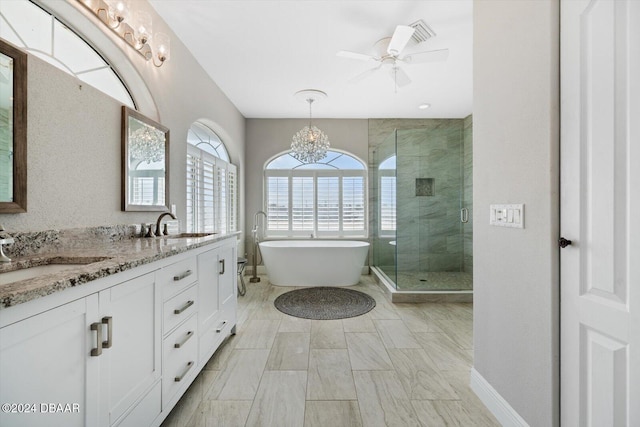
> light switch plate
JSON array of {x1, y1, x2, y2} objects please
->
[{"x1": 490, "y1": 204, "x2": 524, "y2": 228}]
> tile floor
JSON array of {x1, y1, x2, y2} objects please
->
[{"x1": 161, "y1": 275, "x2": 500, "y2": 427}]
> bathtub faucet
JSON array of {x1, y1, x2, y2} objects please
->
[
  {"x1": 252, "y1": 211, "x2": 268, "y2": 243},
  {"x1": 250, "y1": 211, "x2": 268, "y2": 283}
]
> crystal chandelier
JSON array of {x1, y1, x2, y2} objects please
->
[
  {"x1": 129, "y1": 124, "x2": 165, "y2": 163},
  {"x1": 290, "y1": 90, "x2": 330, "y2": 163}
]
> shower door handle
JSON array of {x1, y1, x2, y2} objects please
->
[{"x1": 460, "y1": 208, "x2": 469, "y2": 223}]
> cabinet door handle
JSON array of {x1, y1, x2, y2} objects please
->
[
  {"x1": 102, "y1": 316, "x2": 113, "y2": 349},
  {"x1": 174, "y1": 331, "x2": 194, "y2": 348},
  {"x1": 90, "y1": 322, "x2": 103, "y2": 357},
  {"x1": 216, "y1": 320, "x2": 227, "y2": 333},
  {"x1": 219, "y1": 259, "x2": 225, "y2": 275},
  {"x1": 173, "y1": 270, "x2": 192, "y2": 281},
  {"x1": 174, "y1": 361, "x2": 194, "y2": 382},
  {"x1": 174, "y1": 300, "x2": 194, "y2": 315}
]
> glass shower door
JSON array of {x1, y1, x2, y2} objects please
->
[
  {"x1": 395, "y1": 124, "x2": 472, "y2": 291},
  {"x1": 372, "y1": 130, "x2": 397, "y2": 288}
]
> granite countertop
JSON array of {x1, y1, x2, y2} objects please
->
[{"x1": 0, "y1": 232, "x2": 239, "y2": 310}]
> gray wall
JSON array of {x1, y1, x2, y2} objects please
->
[
  {"x1": 244, "y1": 118, "x2": 368, "y2": 259},
  {"x1": 1, "y1": 1, "x2": 246, "y2": 253},
  {"x1": 473, "y1": 0, "x2": 559, "y2": 425}
]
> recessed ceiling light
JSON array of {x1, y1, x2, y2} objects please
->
[{"x1": 418, "y1": 103, "x2": 431, "y2": 110}]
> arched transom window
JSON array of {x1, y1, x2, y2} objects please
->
[
  {"x1": 0, "y1": 0, "x2": 135, "y2": 108},
  {"x1": 264, "y1": 150, "x2": 367, "y2": 237}
]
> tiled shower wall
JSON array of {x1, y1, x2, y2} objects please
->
[{"x1": 369, "y1": 117, "x2": 473, "y2": 274}]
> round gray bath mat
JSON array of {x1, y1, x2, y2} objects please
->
[{"x1": 274, "y1": 287, "x2": 376, "y2": 320}]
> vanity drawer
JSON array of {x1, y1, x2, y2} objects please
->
[
  {"x1": 163, "y1": 284, "x2": 198, "y2": 335},
  {"x1": 199, "y1": 314, "x2": 234, "y2": 364},
  {"x1": 162, "y1": 314, "x2": 198, "y2": 407},
  {"x1": 159, "y1": 257, "x2": 197, "y2": 300}
]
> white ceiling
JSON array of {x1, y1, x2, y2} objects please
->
[{"x1": 148, "y1": 1, "x2": 472, "y2": 119}]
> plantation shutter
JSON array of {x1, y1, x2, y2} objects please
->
[
  {"x1": 202, "y1": 157, "x2": 216, "y2": 233},
  {"x1": 186, "y1": 151, "x2": 200, "y2": 232},
  {"x1": 267, "y1": 176, "x2": 289, "y2": 230},
  {"x1": 292, "y1": 176, "x2": 314, "y2": 231},
  {"x1": 317, "y1": 176, "x2": 340, "y2": 231},
  {"x1": 263, "y1": 151, "x2": 367, "y2": 237},
  {"x1": 380, "y1": 175, "x2": 396, "y2": 231},
  {"x1": 228, "y1": 164, "x2": 238, "y2": 232},
  {"x1": 216, "y1": 161, "x2": 227, "y2": 234},
  {"x1": 342, "y1": 176, "x2": 365, "y2": 231}
]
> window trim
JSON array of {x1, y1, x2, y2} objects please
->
[{"x1": 263, "y1": 150, "x2": 368, "y2": 238}]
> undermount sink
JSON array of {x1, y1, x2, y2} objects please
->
[
  {"x1": 165, "y1": 232, "x2": 216, "y2": 238},
  {"x1": 0, "y1": 257, "x2": 112, "y2": 286}
]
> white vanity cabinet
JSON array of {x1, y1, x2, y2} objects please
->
[
  {"x1": 197, "y1": 240, "x2": 236, "y2": 366},
  {"x1": 0, "y1": 295, "x2": 99, "y2": 427},
  {"x1": 159, "y1": 256, "x2": 199, "y2": 409},
  {"x1": 0, "y1": 234, "x2": 238, "y2": 427},
  {"x1": 0, "y1": 271, "x2": 161, "y2": 427},
  {"x1": 98, "y1": 272, "x2": 161, "y2": 427}
]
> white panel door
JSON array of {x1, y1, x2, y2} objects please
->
[{"x1": 561, "y1": 0, "x2": 639, "y2": 425}]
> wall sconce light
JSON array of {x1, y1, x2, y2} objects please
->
[{"x1": 77, "y1": 0, "x2": 170, "y2": 67}]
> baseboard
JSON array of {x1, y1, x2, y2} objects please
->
[{"x1": 470, "y1": 368, "x2": 530, "y2": 427}]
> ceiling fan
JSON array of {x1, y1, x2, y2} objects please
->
[{"x1": 337, "y1": 24, "x2": 449, "y2": 89}]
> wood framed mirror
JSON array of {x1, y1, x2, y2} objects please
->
[
  {"x1": 121, "y1": 106, "x2": 170, "y2": 211},
  {"x1": 0, "y1": 39, "x2": 27, "y2": 213}
]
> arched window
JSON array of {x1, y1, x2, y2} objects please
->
[
  {"x1": 186, "y1": 122, "x2": 237, "y2": 234},
  {"x1": 0, "y1": 0, "x2": 135, "y2": 108},
  {"x1": 187, "y1": 122, "x2": 229, "y2": 162},
  {"x1": 264, "y1": 150, "x2": 367, "y2": 237},
  {"x1": 379, "y1": 155, "x2": 396, "y2": 234}
]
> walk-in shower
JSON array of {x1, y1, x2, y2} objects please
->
[{"x1": 370, "y1": 118, "x2": 473, "y2": 296}]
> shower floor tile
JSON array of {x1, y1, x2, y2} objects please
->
[{"x1": 389, "y1": 269, "x2": 473, "y2": 291}]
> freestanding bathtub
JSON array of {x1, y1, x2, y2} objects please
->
[{"x1": 259, "y1": 240, "x2": 369, "y2": 286}]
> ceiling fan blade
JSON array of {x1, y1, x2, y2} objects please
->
[
  {"x1": 387, "y1": 25, "x2": 415, "y2": 56},
  {"x1": 402, "y1": 48, "x2": 449, "y2": 64},
  {"x1": 337, "y1": 50, "x2": 377, "y2": 62},
  {"x1": 349, "y1": 64, "x2": 383, "y2": 84},
  {"x1": 390, "y1": 66, "x2": 412, "y2": 87}
]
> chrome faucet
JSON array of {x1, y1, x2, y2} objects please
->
[
  {"x1": 250, "y1": 211, "x2": 268, "y2": 283},
  {"x1": 0, "y1": 225, "x2": 14, "y2": 263},
  {"x1": 155, "y1": 212, "x2": 177, "y2": 236}
]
